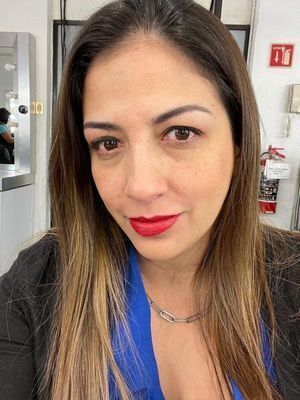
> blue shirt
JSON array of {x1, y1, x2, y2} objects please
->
[
  {"x1": 0, "y1": 123, "x2": 9, "y2": 135},
  {"x1": 110, "y1": 246, "x2": 275, "y2": 399}
]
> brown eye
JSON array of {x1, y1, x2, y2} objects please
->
[
  {"x1": 163, "y1": 126, "x2": 201, "y2": 142},
  {"x1": 102, "y1": 138, "x2": 118, "y2": 151},
  {"x1": 174, "y1": 127, "x2": 192, "y2": 140},
  {"x1": 91, "y1": 136, "x2": 120, "y2": 153}
]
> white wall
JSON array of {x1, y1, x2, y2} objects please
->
[
  {"x1": 249, "y1": 0, "x2": 300, "y2": 229},
  {"x1": 222, "y1": 0, "x2": 253, "y2": 24},
  {"x1": 0, "y1": 186, "x2": 34, "y2": 273},
  {"x1": 53, "y1": 0, "x2": 109, "y2": 19},
  {"x1": 0, "y1": 0, "x2": 52, "y2": 237}
]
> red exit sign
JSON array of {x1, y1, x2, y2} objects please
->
[{"x1": 270, "y1": 44, "x2": 294, "y2": 67}]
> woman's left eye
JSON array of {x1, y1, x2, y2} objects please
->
[{"x1": 163, "y1": 126, "x2": 201, "y2": 142}]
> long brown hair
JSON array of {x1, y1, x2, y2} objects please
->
[{"x1": 45, "y1": 0, "x2": 280, "y2": 398}]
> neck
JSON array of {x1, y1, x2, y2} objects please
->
[{"x1": 137, "y1": 245, "x2": 208, "y2": 317}]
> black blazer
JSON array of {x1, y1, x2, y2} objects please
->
[{"x1": 0, "y1": 233, "x2": 299, "y2": 399}]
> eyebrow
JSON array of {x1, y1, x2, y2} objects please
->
[{"x1": 83, "y1": 104, "x2": 212, "y2": 131}]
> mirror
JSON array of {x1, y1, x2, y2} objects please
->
[
  {"x1": 0, "y1": 37, "x2": 17, "y2": 166},
  {"x1": 0, "y1": 32, "x2": 35, "y2": 173}
]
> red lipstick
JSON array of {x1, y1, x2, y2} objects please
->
[{"x1": 129, "y1": 214, "x2": 181, "y2": 237}]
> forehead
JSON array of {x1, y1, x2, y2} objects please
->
[
  {"x1": 83, "y1": 37, "x2": 223, "y2": 117},
  {"x1": 88, "y1": 36, "x2": 199, "y2": 72}
]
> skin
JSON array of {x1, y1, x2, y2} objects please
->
[
  {"x1": 0, "y1": 118, "x2": 14, "y2": 144},
  {"x1": 1, "y1": 132, "x2": 14, "y2": 144},
  {"x1": 83, "y1": 37, "x2": 235, "y2": 313},
  {"x1": 83, "y1": 37, "x2": 235, "y2": 399}
]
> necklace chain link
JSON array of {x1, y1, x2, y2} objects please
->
[{"x1": 146, "y1": 293, "x2": 206, "y2": 324}]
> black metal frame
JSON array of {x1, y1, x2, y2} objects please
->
[
  {"x1": 210, "y1": 0, "x2": 223, "y2": 18},
  {"x1": 52, "y1": 20, "x2": 83, "y2": 101},
  {"x1": 226, "y1": 24, "x2": 251, "y2": 60}
]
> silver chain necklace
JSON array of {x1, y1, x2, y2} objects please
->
[{"x1": 146, "y1": 293, "x2": 207, "y2": 324}]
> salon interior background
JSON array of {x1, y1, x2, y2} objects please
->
[{"x1": 0, "y1": 0, "x2": 300, "y2": 270}]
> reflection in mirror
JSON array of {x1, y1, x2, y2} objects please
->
[
  {"x1": 0, "y1": 32, "x2": 35, "y2": 176},
  {"x1": 0, "y1": 42, "x2": 17, "y2": 165}
]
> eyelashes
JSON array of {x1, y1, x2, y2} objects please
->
[
  {"x1": 90, "y1": 126, "x2": 202, "y2": 156},
  {"x1": 164, "y1": 126, "x2": 201, "y2": 142},
  {"x1": 92, "y1": 137, "x2": 119, "y2": 152}
]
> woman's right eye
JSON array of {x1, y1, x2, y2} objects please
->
[{"x1": 91, "y1": 137, "x2": 121, "y2": 154}]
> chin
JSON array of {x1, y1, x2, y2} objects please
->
[{"x1": 130, "y1": 235, "x2": 185, "y2": 261}]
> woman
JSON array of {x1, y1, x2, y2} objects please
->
[
  {"x1": 0, "y1": 107, "x2": 14, "y2": 163},
  {"x1": 0, "y1": 1, "x2": 299, "y2": 399}
]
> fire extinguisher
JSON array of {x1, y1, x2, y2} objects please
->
[{"x1": 259, "y1": 146, "x2": 285, "y2": 214}]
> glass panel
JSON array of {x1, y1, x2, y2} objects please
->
[
  {"x1": 0, "y1": 32, "x2": 35, "y2": 177},
  {"x1": 0, "y1": 41, "x2": 17, "y2": 165}
]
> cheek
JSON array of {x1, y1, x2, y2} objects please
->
[
  {"x1": 180, "y1": 146, "x2": 234, "y2": 203},
  {"x1": 91, "y1": 163, "x2": 122, "y2": 208},
  {"x1": 92, "y1": 160, "x2": 129, "y2": 219}
]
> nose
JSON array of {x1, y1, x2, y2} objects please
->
[{"x1": 123, "y1": 144, "x2": 168, "y2": 203}]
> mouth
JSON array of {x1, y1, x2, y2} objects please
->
[{"x1": 129, "y1": 214, "x2": 181, "y2": 237}]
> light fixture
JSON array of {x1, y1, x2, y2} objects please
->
[
  {"x1": 5, "y1": 90, "x2": 18, "y2": 100},
  {"x1": 4, "y1": 63, "x2": 17, "y2": 71}
]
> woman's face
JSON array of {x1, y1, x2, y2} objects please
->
[{"x1": 83, "y1": 38, "x2": 235, "y2": 266}]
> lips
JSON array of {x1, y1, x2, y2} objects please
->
[{"x1": 129, "y1": 214, "x2": 181, "y2": 237}]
